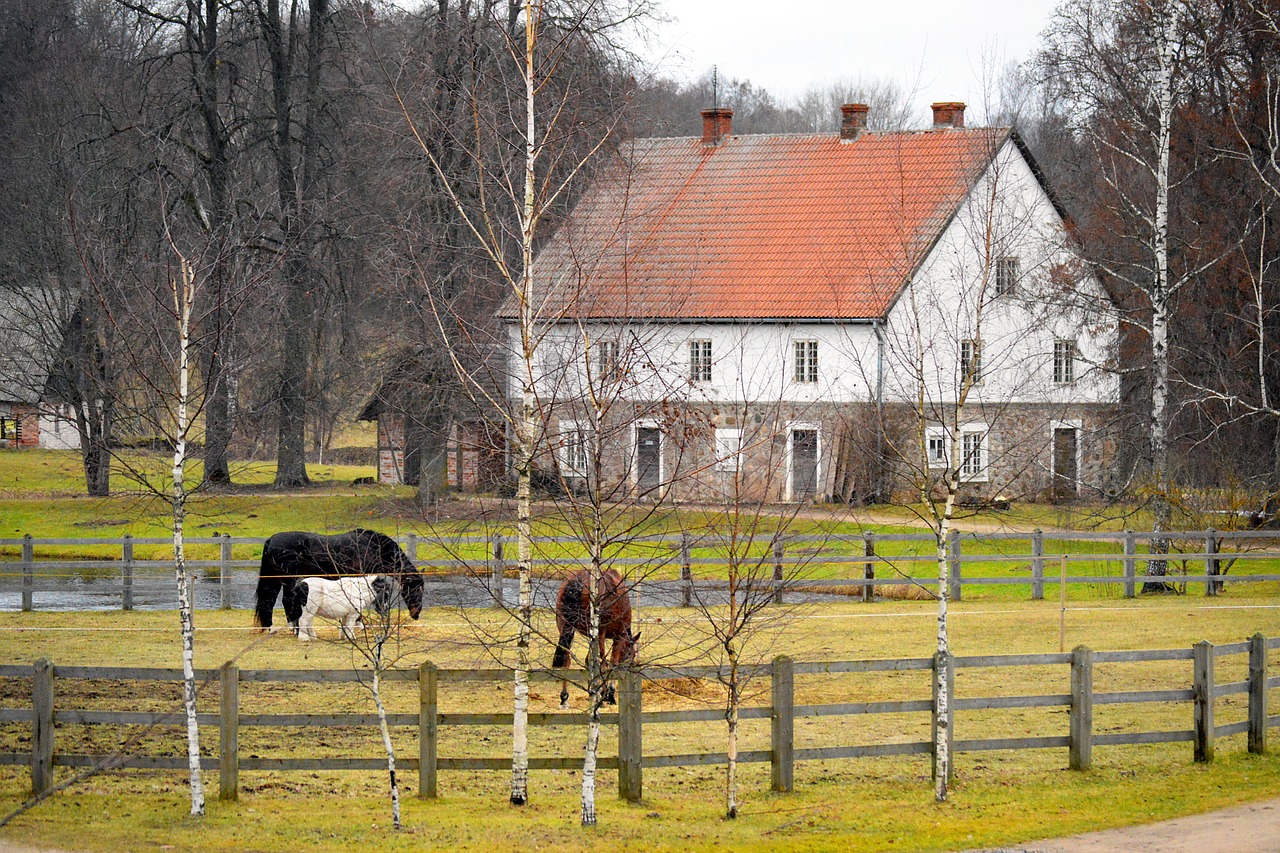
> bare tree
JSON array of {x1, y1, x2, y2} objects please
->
[
  {"x1": 377, "y1": 0, "x2": 648, "y2": 809},
  {"x1": 1039, "y1": 0, "x2": 1237, "y2": 584}
]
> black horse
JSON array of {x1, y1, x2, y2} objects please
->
[{"x1": 253, "y1": 529, "x2": 424, "y2": 633}]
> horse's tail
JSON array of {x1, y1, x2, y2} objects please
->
[
  {"x1": 552, "y1": 622, "x2": 576, "y2": 669},
  {"x1": 553, "y1": 574, "x2": 584, "y2": 668},
  {"x1": 253, "y1": 547, "x2": 283, "y2": 632}
]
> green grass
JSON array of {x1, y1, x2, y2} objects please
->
[{"x1": 1, "y1": 599, "x2": 1279, "y2": 851}]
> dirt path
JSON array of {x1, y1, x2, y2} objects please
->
[{"x1": 972, "y1": 796, "x2": 1280, "y2": 852}]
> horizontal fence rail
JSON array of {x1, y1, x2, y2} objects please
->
[
  {"x1": 3, "y1": 528, "x2": 1280, "y2": 612},
  {"x1": 1, "y1": 635, "x2": 1276, "y2": 801}
]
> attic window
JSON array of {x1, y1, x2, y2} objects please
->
[
  {"x1": 961, "y1": 339, "x2": 983, "y2": 386},
  {"x1": 1054, "y1": 339, "x2": 1077, "y2": 384},
  {"x1": 995, "y1": 257, "x2": 1019, "y2": 296}
]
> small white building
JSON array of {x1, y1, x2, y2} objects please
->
[{"x1": 508, "y1": 102, "x2": 1119, "y2": 504}]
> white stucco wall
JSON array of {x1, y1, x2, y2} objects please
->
[{"x1": 880, "y1": 138, "x2": 1119, "y2": 411}]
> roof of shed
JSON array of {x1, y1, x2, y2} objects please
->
[
  {"x1": 0, "y1": 287, "x2": 77, "y2": 405},
  {"x1": 526, "y1": 126, "x2": 1012, "y2": 321}
]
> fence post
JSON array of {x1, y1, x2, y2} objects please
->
[
  {"x1": 932, "y1": 651, "x2": 954, "y2": 785},
  {"x1": 1123, "y1": 531, "x2": 1136, "y2": 599},
  {"x1": 1031, "y1": 529, "x2": 1044, "y2": 601},
  {"x1": 490, "y1": 534, "x2": 505, "y2": 609},
  {"x1": 771, "y1": 655, "x2": 794, "y2": 793},
  {"x1": 862, "y1": 532, "x2": 875, "y2": 603},
  {"x1": 419, "y1": 661, "x2": 438, "y2": 798},
  {"x1": 219, "y1": 662, "x2": 238, "y2": 800},
  {"x1": 1204, "y1": 529, "x2": 1217, "y2": 597},
  {"x1": 1069, "y1": 645, "x2": 1093, "y2": 770},
  {"x1": 947, "y1": 530, "x2": 961, "y2": 602},
  {"x1": 220, "y1": 534, "x2": 233, "y2": 610},
  {"x1": 1193, "y1": 640, "x2": 1215, "y2": 763},
  {"x1": 31, "y1": 658, "x2": 53, "y2": 796},
  {"x1": 1248, "y1": 633, "x2": 1268, "y2": 755},
  {"x1": 617, "y1": 668, "x2": 642, "y2": 803},
  {"x1": 21, "y1": 534, "x2": 33, "y2": 612},
  {"x1": 680, "y1": 533, "x2": 692, "y2": 608},
  {"x1": 122, "y1": 534, "x2": 134, "y2": 612},
  {"x1": 772, "y1": 535, "x2": 784, "y2": 605}
]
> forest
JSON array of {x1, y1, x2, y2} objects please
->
[{"x1": 0, "y1": 0, "x2": 1279, "y2": 519}]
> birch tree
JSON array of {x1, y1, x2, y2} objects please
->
[
  {"x1": 377, "y1": 0, "x2": 647, "y2": 808},
  {"x1": 1040, "y1": 0, "x2": 1212, "y2": 583}
]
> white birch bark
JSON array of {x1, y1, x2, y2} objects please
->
[
  {"x1": 371, "y1": 664, "x2": 401, "y2": 830},
  {"x1": 172, "y1": 259, "x2": 204, "y2": 817},
  {"x1": 725, "y1": 646, "x2": 740, "y2": 819},
  {"x1": 509, "y1": 0, "x2": 538, "y2": 806},
  {"x1": 579, "y1": 575, "x2": 600, "y2": 827},
  {"x1": 1146, "y1": 1, "x2": 1178, "y2": 580}
]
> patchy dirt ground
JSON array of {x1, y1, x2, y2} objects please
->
[{"x1": 968, "y1": 796, "x2": 1280, "y2": 852}]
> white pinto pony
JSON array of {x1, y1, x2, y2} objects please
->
[{"x1": 294, "y1": 574, "x2": 399, "y2": 642}]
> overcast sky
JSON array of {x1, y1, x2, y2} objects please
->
[{"x1": 636, "y1": 0, "x2": 1063, "y2": 114}]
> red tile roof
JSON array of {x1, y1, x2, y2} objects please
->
[{"x1": 529, "y1": 126, "x2": 1011, "y2": 320}]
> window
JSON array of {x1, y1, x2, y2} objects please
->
[
  {"x1": 595, "y1": 338, "x2": 620, "y2": 381},
  {"x1": 1053, "y1": 339, "x2": 1077, "y2": 384},
  {"x1": 714, "y1": 428, "x2": 743, "y2": 472},
  {"x1": 689, "y1": 339, "x2": 712, "y2": 383},
  {"x1": 559, "y1": 423, "x2": 591, "y2": 477},
  {"x1": 961, "y1": 339, "x2": 982, "y2": 385},
  {"x1": 959, "y1": 429, "x2": 989, "y2": 481},
  {"x1": 793, "y1": 340, "x2": 819, "y2": 383},
  {"x1": 995, "y1": 256, "x2": 1019, "y2": 296},
  {"x1": 926, "y1": 427, "x2": 948, "y2": 468}
]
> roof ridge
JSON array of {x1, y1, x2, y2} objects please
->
[{"x1": 634, "y1": 126, "x2": 1012, "y2": 143}]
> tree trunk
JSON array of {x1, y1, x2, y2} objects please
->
[
  {"x1": 1145, "y1": 2, "x2": 1178, "y2": 590},
  {"x1": 262, "y1": 0, "x2": 329, "y2": 489},
  {"x1": 725, "y1": 649, "x2": 740, "y2": 819},
  {"x1": 173, "y1": 260, "x2": 204, "y2": 817},
  {"x1": 195, "y1": 0, "x2": 233, "y2": 488},
  {"x1": 372, "y1": 665, "x2": 401, "y2": 830},
  {"x1": 510, "y1": 0, "x2": 539, "y2": 807}
]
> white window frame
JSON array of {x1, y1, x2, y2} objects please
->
[
  {"x1": 633, "y1": 419, "x2": 665, "y2": 492},
  {"x1": 689, "y1": 339, "x2": 712, "y2": 383},
  {"x1": 1053, "y1": 339, "x2": 1077, "y2": 385},
  {"x1": 1051, "y1": 418, "x2": 1084, "y2": 492},
  {"x1": 925, "y1": 426, "x2": 949, "y2": 469},
  {"x1": 785, "y1": 422, "x2": 821, "y2": 501},
  {"x1": 558, "y1": 421, "x2": 591, "y2": 478},
  {"x1": 793, "y1": 339, "x2": 818, "y2": 384},
  {"x1": 714, "y1": 427, "x2": 743, "y2": 473},
  {"x1": 958, "y1": 426, "x2": 990, "y2": 482},
  {"x1": 995, "y1": 256, "x2": 1019, "y2": 296},
  {"x1": 595, "y1": 338, "x2": 620, "y2": 381},
  {"x1": 961, "y1": 339, "x2": 983, "y2": 386}
]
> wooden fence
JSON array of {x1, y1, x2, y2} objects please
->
[
  {"x1": 3, "y1": 529, "x2": 1280, "y2": 612},
  {"x1": 3, "y1": 636, "x2": 1277, "y2": 801}
]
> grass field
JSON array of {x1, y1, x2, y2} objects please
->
[
  {"x1": 0, "y1": 596, "x2": 1278, "y2": 852},
  {"x1": 2, "y1": 449, "x2": 1280, "y2": 851}
]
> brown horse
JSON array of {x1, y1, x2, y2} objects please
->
[{"x1": 552, "y1": 568, "x2": 639, "y2": 709}]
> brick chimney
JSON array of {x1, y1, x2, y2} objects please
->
[
  {"x1": 931, "y1": 102, "x2": 966, "y2": 129},
  {"x1": 701, "y1": 107, "x2": 733, "y2": 146},
  {"x1": 840, "y1": 103, "x2": 870, "y2": 141}
]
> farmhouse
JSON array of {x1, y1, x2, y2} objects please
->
[
  {"x1": 0, "y1": 287, "x2": 81, "y2": 451},
  {"x1": 509, "y1": 102, "x2": 1120, "y2": 504}
]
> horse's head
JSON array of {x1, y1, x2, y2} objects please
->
[
  {"x1": 619, "y1": 629, "x2": 640, "y2": 664},
  {"x1": 398, "y1": 566, "x2": 424, "y2": 620}
]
